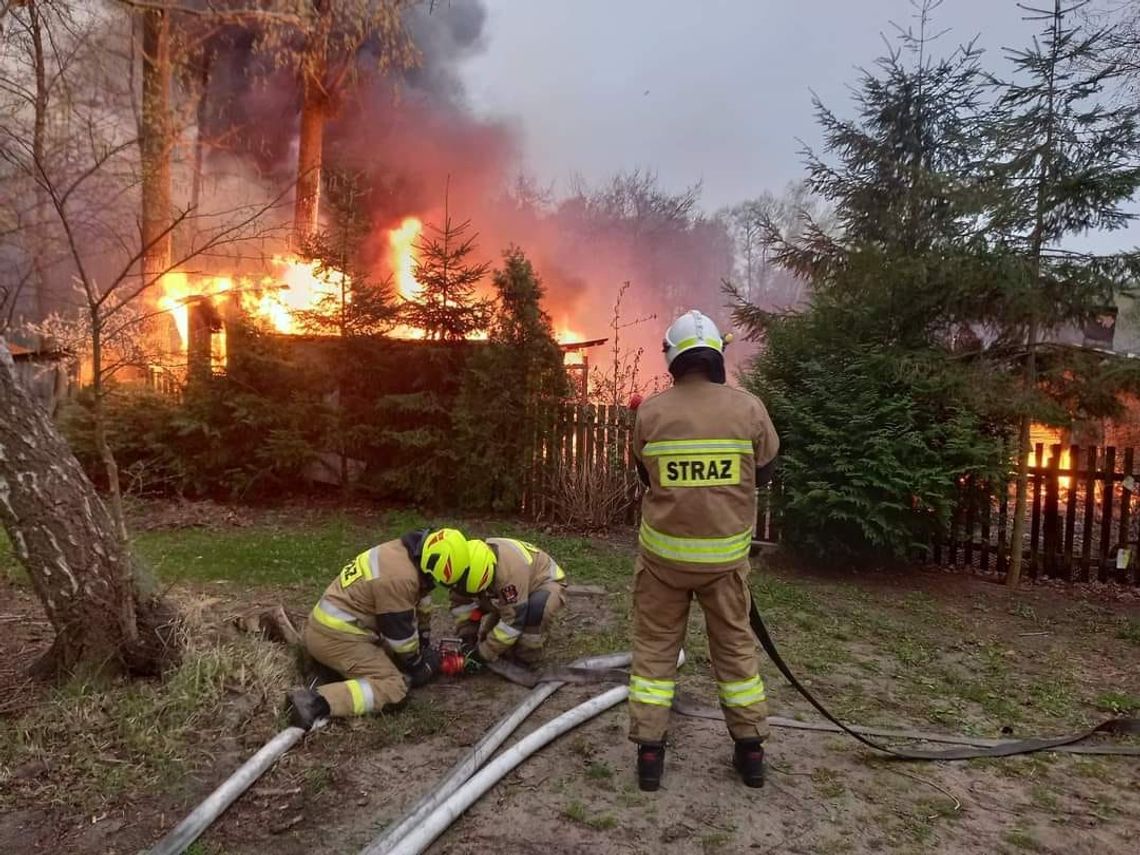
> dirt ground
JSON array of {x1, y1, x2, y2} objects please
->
[{"x1": 2, "y1": 512, "x2": 1139, "y2": 854}]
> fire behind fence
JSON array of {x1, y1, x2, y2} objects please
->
[
  {"x1": 526, "y1": 411, "x2": 1139, "y2": 587},
  {"x1": 935, "y1": 443, "x2": 1140, "y2": 587}
]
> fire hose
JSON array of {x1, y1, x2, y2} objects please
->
[{"x1": 360, "y1": 651, "x2": 633, "y2": 855}]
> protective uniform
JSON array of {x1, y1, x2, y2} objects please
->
[
  {"x1": 296, "y1": 529, "x2": 468, "y2": 722},
  {"x1": 628, "y1": 310, "x2": 779, "y2": 788},
  {"x1": 450, "y1": 538, "x2": 567, "y2": 664}
]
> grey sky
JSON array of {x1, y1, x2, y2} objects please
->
[{"x1": 459, "y1": 0, "x2": 1139, "y2": 253}]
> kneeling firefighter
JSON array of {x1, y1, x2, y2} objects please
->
[
  {"x1": 629, "y1": 310, "x2": 779, "y2": 791},
  {"x1": 286, "y1": 528, "x2": 493, "y2": 729},
  {"x1": 450, "y1": 538, "x2": 568, "y2": 667}
]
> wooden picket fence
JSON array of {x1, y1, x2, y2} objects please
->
[
  {"x1": 936, "y1": 443, "x2": 1140, "y2": 586},
  {"x1": 521, "y1": 402, "x2": 781, "y2": 539},
  {"x1": 523, "y1": 403, "x2": 640, "y2": 525}
]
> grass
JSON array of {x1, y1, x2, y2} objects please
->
[
  {"x1": 0, "y1": 624, "x2": 295, "y2": 809},
  {"x1": 1119, "y1": 617, "x2": 1140, "y2": 645},
  {"x1": 562, "y1": 799, "x2": 617, "y2": 830},
  {"x1": 811, "y1": 766, "x2": 847, "y2": 799},
  {"x1": 132, "y1": 513, "x2": 407, "y2": 587},
  {"x1": 1094, "y1": 691, "x2": 1140, "y2": 714},
  {"x1": 5, "y1": 500, "x2": 1140, "y2": 849},
  {"x1": 1002, "y1": 827, "x2": 1045, "y2": 852},
  {"x1": 586, "y1": 760, "x2": 614, "y2": 780},
  {"x1": 701, "y1": 831, "x2": 735, "y2": 850}
]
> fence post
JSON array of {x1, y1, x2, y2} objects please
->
[
  {"x1": 1099, "y1": 446, "x2": 1117, "y2": 583},
  {"x1": 1029, "y1": 442, "x2": 1044, "y2": 578},
  {"x1": 1064, "y1": 445, "x2": 1079, "y2": 582},
  {"x1": 980, "y1": 480, "x2": 991, "y2": 575},
  {"x1": 1043, "y1": 444, "x2": 1061, "y2": 578},
  {"x1": 996, "y1": 468, "x2": 1010, "y2": 577},
  {"x1": 1119, "y1": 448, "x2": 1134, "y2": 585},
  {"x1": 964, "y1": 476, "x2": 976, "y2": 570},
  {"x1": 1081, "y1": 446, "x2": 1097, "y2": 583}
]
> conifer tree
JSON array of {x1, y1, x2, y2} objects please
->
[
  {"x1": 456, "y1": 248, "x2": 568, "y2": 510},
  {"x1": 404, "y1": 197, "x2": 491, "y2": 341},
  {"x1": 990, "y1": 0, "x2": 1140, "y2": 587}
]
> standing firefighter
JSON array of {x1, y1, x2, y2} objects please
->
[
  {"x1": 629, "y1": 310, "x2": 779, "y2": 791},
  {"x1": 450, "y1": 538, "x2": 568, "y2": 666},
  {"x1": 285, "y1": 528, "x2": 491, "y2": 729}
]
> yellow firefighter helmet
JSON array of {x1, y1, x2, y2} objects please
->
[{"x1": 421, "y1": 528, "x2": 471, "y2": 587}]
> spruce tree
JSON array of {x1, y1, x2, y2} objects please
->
[
  {"x1": 293, "y1": 169, "x2": 399, "y2": 493},
  {"x1": 456, "y1": 248, "x2": 568, "y2": 510},
  {"x1": 403, "y1": 198, "x2": 491, "y2": 341},
  {"x1": 735, "y1": 1, "x2": 1015, "y2": 560},
  {"x1": 989, "y1": 0, "x2": 1140, "y2": 587}
]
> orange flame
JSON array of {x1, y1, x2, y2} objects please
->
[
  {"x1": 1027, "y1": 425, "x2": 1072, "y2": 489},
  {"x1": 152, "y1": 221, "x2": 592, "y2": 359},
  {"x1": 389, "y1": 217, "x2": 423, "y2": 301}
]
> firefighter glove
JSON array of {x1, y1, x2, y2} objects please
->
[{"x1": 406, "y1": 646, "x2": 441, "y2": 688}]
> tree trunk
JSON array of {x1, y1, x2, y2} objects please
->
[
  {"x1": 293, "y1": 78, "x2": 326, "y2": 249},
  {"x1": 190, "y1": 48, "x2": 214, "y2": 216},
  {"x1": 90, "y1": 315, "x2": 129, "y2": 542},
  {"x1": 1006, "y1": 332, "x2": 1036, "y2": 589},
  {"x1": 29, "y1": 0, "x2": 51, "y2": 329},
  {"x1": 0, "y1": 339, "x2": 180, "y2": 679},
  {"x1": 140, "y1": 3, "x2": 173, "y2": 283},
  {"x1": 293, "y1": 1, "x2": 332, "y2": 250},
  {"x1": 1009, "y1": 0, "x2": 1062, "y2": 590}
]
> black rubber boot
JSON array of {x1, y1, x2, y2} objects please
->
[
  {"x1": 286, "y1": 688, "x2": 331, "y2": 730},
  {"x1": 733, "y1": 739, "x2": 765, "y2": 788},
  {"x1": 636, "y1": 742, "x2": 666, "y2": 792}
]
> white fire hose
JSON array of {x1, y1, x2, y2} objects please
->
[
  {"x1": 146, "y1": 719, "x2": 328, "y2": 855},
  {"x1": 144, "y1": 652, "x2": 641, "y2": 855},
  {"x1": 383, "y1": 685, "x2": 630, "y2": 855},
  {"x1": 361, "y1": 651, "x2": 633, "y2": 855},
  {"x1": 369, "y1": 650, "x2": 685, "y2": 855}
]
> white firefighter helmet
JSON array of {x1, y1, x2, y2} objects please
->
[{"x1": 662, "y1": 310, "x2": 726, "y2": 369}]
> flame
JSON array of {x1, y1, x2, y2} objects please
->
[
  {"x1": 556, "y1": 322, "x2": 584, "y2": 344},
  {"x1": 156, "y1": 256, "x2": 348, "y2": 354},
  {"x1": 389, "y1": 217, "x2": 423, "y2": 301},
  {"x1": 1027, "y1": 425, "x2": 1072, "y2": 489},
  {"x1": 150, "y1": 220, "x2": 592, "y2": 363}
]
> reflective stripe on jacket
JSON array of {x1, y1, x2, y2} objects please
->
[
  {"x1": 309, "y1": 538, "x2": 429, "y2": 664},
  {"x1": 632, "y1": 374, "x2": 778, "y2": 570}
]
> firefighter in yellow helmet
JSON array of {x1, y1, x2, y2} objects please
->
[
  {"x1": 285, "y1": 528, "x2": 474, "y2": 729},
  {"x1": 628, "y1": 310, "x2": 779, "y2": 791},
  {"x1": 449, "y1": 538, "x2": 568, "y2": 667}
]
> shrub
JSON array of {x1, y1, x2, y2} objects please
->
[{"x1": 744, "y1": 308, "x2": 1007, "y2": 563}]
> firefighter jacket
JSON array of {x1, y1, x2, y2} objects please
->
[
  {"x1": 308, "y1": 533, "x2": 434, "y2": 668},
  {"x1": 449, "y1": 538, "x2": 566, "y2": 661},
  {"x1": 632, "y1": 374, "x2": 779, "y2": 570}
]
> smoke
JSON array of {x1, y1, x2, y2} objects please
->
[{"x1": 198, "y1": 0, "x2": 736, "y2": 386}]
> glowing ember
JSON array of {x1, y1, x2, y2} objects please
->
[{"x1": 389, "y1": 217, "x2": 423, "y2": 301}]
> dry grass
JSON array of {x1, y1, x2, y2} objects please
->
[
  {"x1": 0, "y1": 594, "x2": 295, "y2": 811},
  {"x1": 547, "y1": 462, "x2": 639, "y2": 529}
]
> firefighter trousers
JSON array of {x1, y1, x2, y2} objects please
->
[
  {"x1": 303, "y1": 621, "x2": 409, "y2": 718},
  {"x1": 629, "y1": 553, "x2": 769, "y2": 744},
  {"x1": 516, "y1": 582, "x2": 565, "y2": 664},
  {"x1": 475, "y1": 582, "x2": 566, "y2": 664}
]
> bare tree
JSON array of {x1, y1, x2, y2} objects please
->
[
  {"x1": 0, "y1": 337, "x2": 182, "y2": 678},
  {"x1": 0, "y1": 1, "x2": 291, "y2": 679}
]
